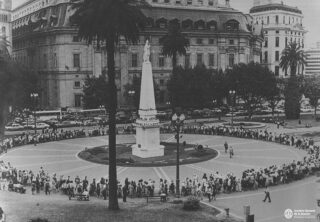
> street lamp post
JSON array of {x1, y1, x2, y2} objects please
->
[
  {"x1": 128, "y1": 90, "x2": 136, "y2": 109},
  {"x1": 171, "y1": 113, "x2": 185, "y2": 198},
  {"x1": 30, "y1": 93, "x2": 39, "y2": 146},
  {"x1": 229, "y1": 90, "x2": 235, "y2": 127}
]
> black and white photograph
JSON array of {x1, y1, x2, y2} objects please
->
[{"x1": 0, "y1": 0, "x2": 320, "y2": 221}]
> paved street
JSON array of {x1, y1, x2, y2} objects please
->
[{"x1": 1, "y1": 133, "x2": 316, "y2": 221}]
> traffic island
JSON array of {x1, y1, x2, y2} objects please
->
[{"x1": 78, "y1": 142, "x2": 218, "y2": 167}]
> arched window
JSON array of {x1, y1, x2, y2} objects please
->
[
  {"x1": 182, "y1": 19, "x2": 193, "y2": 29},
  {"x1": 194, "y1": 20, "x2": 205, "y2": 30},
  {"x1": 156, "y1": 18, "x2": 167, "y2": 28},
  {"x1": 207, "y1": 20, "x2": 217, "y2": 30},
  {"x1": 169, "y1": 18, "x2": 180, "y2": 28},
  {"x1": 225, "y1": 20, "x2": 239, "y2": 31}
]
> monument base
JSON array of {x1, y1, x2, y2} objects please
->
[
  {"x1": 132, "y1": 144, "x2": 165, "y2": 158},
  {"x1": 132, "y1": 121, "x2": 164, "y2": 158}
]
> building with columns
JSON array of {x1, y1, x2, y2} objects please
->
[
  {"x1": 0, "y1": 0, "x2": 12, "y2": 54},
  {"x1": 12, "y1": 0, "x2": 263, "y2": 109},
  {"x1": 250, "y1": 0, "x2": 306, "y2": 77}
]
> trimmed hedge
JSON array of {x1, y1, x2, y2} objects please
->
[{"x1": 183, "y1": 196, "x2": 200, "y2": 211}]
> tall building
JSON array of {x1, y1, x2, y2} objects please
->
[
  {"x1": 305, "y1": 42, "x2": 320, "y2": 76},
  {"x1": 0, "y1": 0, "x2": 12, "y2": 54},
  {"x1": 12, "y1": 0, "x2": 263, "y2": 109},
  {"x1": 250, "y1": 0, "x2": 306, "y2": 77}
]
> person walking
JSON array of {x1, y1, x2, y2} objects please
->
[
  {"x1": 229, "y1": 146, "x2": 234, "y2": 159},
  {"x1": 263, "y1": 186, "x2": 271, "y2": 203},
  {"x1": 224, "y1": 141, "x2": 228, "y2": 153}
]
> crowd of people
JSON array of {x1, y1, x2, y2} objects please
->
[{"x1": 0, "y1": 123, "x2": 319, "y2": 202}]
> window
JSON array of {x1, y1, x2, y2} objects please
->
[
  {"x1": 283, "y1": 16, "x2": 285, "y2": 24},
  {"x1": 74, "y1": 81, "x2": 81, "y2": 88},
  {"x1": 159, "y1": 91, "x2": 165, "y2": 103},
  {"x1": 275, "y1": 66, "x2": 279, "y2": 76},
  {"x1": 131, "y1": 53, "x2": 138, "y2": 67},
  {"x1": 187, "y1": 0, "x2": 192, "y2": 5},
  {"x1": 229, "y1": 54, "x2": 234, "y2": 67},
  {"x1": 175, "y1": 0, "x2": 181, "y2": 4},
  {"x1": 225, "y1": 20, "x2": 239, "y2": 31},
  {"x1": 159, "y1": 55, "x2": 165, "y2": 67},
  {"x1": 229, "y1": 39, "x2": 234, "y2": 45},
  {"x1": 208, "y1": 0, "x2": 214, "y2": 6},
  {"x1": 275, "y1": 37, "x2": 279, "y2": 47},
  {"x1": 185, "y1": 54, "x2": 190, "y2": 68},
  {"x1": 275, "y1": 30, "x2": 279, "y2": 34},
  {"x1": 73, "y1": 53, "x2": 80, "y2": 68},
  {"x1": 164, "y1": 0, "x2": 169, "y2": 2},
  {"x1": 152, "y1": 0, "x2": 158, "y2": 2},
  {"x1": 264, "y1": 51, "x2": 268, "y2": 63},
  {"x1": 209, "y1": 53, "x2": 214, "y2": 66},
  {"x1": 196, "y1": 38, "x2": 203, "y2": 44},
  {"x1": 267, "y1": 16, "x2": 269, "y2": 24},
  {"x1": 160, "y1": 79, "x2": 164, "y2": 86},
  {"x1": 72, "y1": 36, "x2": 80, "y2": 42},
  {"x1": 1, "y1": 26, "x2": 5, "y2": 35},
  {"x1": 197, "y1": 53, "x2": 203, "y2": 65},
  {"x1": 275, "y1": 51, "x2": 279, "y2": 61},
  {"x1": 285, "y1": 37, "x2": 288, "y2": 46},
  {"x1": 43, "y1": 54, "x2": 47, "y2": 68},
  {"x1": 275, "y1": 15, "x2": 279, "y2": 24},
  {"x1": 53, "y1": 53, "x2": 57, "y2": 68},
  {"x1": 264, "y1": 37, "x2": 268, "y2": 47},
  {"x1": 74, "y1": 94, "x2": 82, "y2": 107}
]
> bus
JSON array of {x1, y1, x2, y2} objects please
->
[{"x1": 35, "y1": 110, "x2": 63, "y2": 121}]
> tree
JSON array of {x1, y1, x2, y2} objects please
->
[
  {"x1": 280, "y1": 42, "x2": 306, "y2": 119},
  {"x1": 159, "y1": 22, "x2": 189, "y2": 69},
  {"x1": 0, "y1": 37, "x2": 38, "y2": 139},
  {"x1": 264, "y1": 77, "x2": 283, "y2": 117},
  {"x1": 284, "y1": 76, "x2": 303, "y2": 119},
  {"x1": 225, "y1": 62, "x2": 276, "y2": 118},
  {"x1": 280, "y1": 42, "x2": 305, "y2": 76},
  {"x1": 304, "y1": 76, "x2": 320, "y2": 118},
  {"x1": 167, "y1": 66, "x2": 212, "y2": 108},
  {"x1": 82, "y1": 75, "x2": 109, "y2": 109},
  {"x1": 210, "y1": 69, "x2": 228, "y2": 106},
  {"x1": 71, "y1": 0, "x2": 147, "y2": 210}
]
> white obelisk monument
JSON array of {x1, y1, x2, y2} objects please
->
[{"x1": 132, "y1": 40, "x2": 164, "y2": 158}]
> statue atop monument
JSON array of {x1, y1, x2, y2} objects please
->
[{"x1": 143, "y1": 40, "x2": 150, "y2": 62}]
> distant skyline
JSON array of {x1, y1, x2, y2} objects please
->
[{"x1": 12, "y1": 0, "x2": 320, "y2": 48}]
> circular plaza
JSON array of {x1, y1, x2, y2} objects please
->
[{"x1": 1, "y1": 133, "x2": 306, "y2": 185}]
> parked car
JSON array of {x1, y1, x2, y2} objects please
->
[
  {"x1": 5, "y1": 123, "x2": 25, "y2": 131},
  {"x1": 30, "y1": 122, "x2": 50, "y2": 129}
]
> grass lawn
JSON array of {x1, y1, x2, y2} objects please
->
[
  {"x1": 78, "y1": 143, "x2": 218, "y2": 167},
  {"x1": 0, "y1": 191, "x2": 241, "y2": 222}
]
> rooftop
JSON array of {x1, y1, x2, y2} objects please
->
[{"x1": 250, "y1": 3, "x2": 302, "y2": 14}]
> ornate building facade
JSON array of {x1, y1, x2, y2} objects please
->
[
  {"x1": 0, "y1": 0, "x2": 12, "y2": 54},
  {"x1": 250, "y1": 0, "x2": 306, "y2": 77},
  {"x1": 12, "y1": 0, "x2": 263, "y2": 109}
]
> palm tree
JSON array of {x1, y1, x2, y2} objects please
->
[
  {"x1": 280, "y1": 41, "x2": 305, "y2": 76},
  {"x1": 159, "y1": 22, "x2": 189, "y2": 68},
  {"x1": 280, "y1": 41, "x2": 305, "y2": 119},
  {"x1": 71, "y1": 0, "x2": 147, "y2": 210}
]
